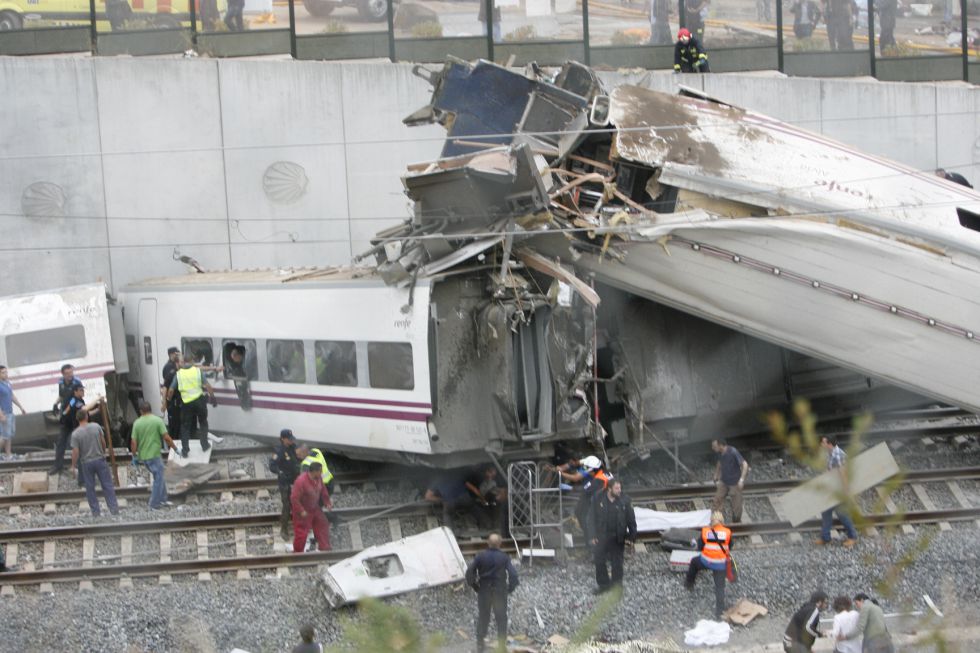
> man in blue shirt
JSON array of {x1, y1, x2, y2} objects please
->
[
  {"x1": 465, "y1": 533, "x2": 519, "y2": 653},
  {"x1": 711, "y1": 438, "x2": 749, "y2": 523},
  {"x1": 0, "y1": 365, "x2": 26, "y2": 461},
  {"x1": 817, "y1": 435, "x2": 858, "y2": 548}
]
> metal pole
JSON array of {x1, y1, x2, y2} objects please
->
[
  {"x1": 678, "y1": 0, "x2": 685, "y2": 29},
  {"x1": 867, "y1": 0, "x2": 876, "y2": 78},
  {"x1": 775, "y1": 0, "x2": 784, "y2": 72},
  {"x1": 582, "y1": 0, "x2": 591, "y2": 65},
  {"x1": 485, "y1": 0, "x2": 495, "y2": 62},
  {"x1": 99, "y1": 398, "x2": 119, "y2": 487},
  {"x1": 190, "y1": 0, "x2": 198, "y2": 47},
  {"x1": 88, "y1": 0, "x2": 97, "y2": 54},
  {"x1": 385, "y1": 0, "x2": 396, "y2": 62},
  {"x1": 959, "y1": 0, "x2": 968, "y2": 82},
  {"x1": 287, "y1": 0, "x2": 297, "y2": 59}
]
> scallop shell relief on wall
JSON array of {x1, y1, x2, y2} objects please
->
[
  {"x1": 22, "y1": 181, "x2": 67, "y2": 218},
  {"x1": 263, "y1": 161, "x2": 309, "y2": 205}
]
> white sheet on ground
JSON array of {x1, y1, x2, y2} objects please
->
[
  {"x1": 635, "y1": 507, "x2": 711, "y2": 532},
  {"x1": 684, "y1": 619, "x2": 731, "y2": 646}
]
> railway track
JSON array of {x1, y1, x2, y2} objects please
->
[
  {"x1": 0, "y1": 446, "x2": 275, "y2": 475},
  {"x1": 3, "y1": 466, "x2": 980, "y2": 592}
]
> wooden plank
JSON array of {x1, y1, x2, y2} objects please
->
[
  {"x1": 197, "y1": 531, "x2": 211, "y2": 581},
  {"x1": 737, "y1": 504, "x2": 764, "y2": 545},
  {"x1": 5, "y1": 544, "x2": 18, "y2": 566},
  {"x1": 875, "y1": 487, "x2": 914, "y2": 535},
  {"x1": 778, "y1": 443, "x2": 900, "y2": 527},
  {"x1": 121, "y1": 536, "x2": 133, "y2": 566},
  {"x1": 946, "y1": 482, "x2": 980, "y2": 528},
  {"x1": 911, "y1": 484, "x2": 951, "y2": 531},
  {"x1": 515, "y1": 249, "x2": 601, "y2": 307},
  {"x1": 388, "y1": 517, "x2": 403, "y2": 542},
  {"x1": 159, "y1": 532, "x2": 172, "y2": 584},
  {"x1": 768, "y1": 496, "x2": 802, "y2": 543},
  {"x1": 253, "y1": 456, "x2": 269, "y2": 479},
  {"x1": 692, "y1": 498, "x2": 707, "y2": 511},
  {"x1": 82, "y1": 538, "x2": 95, "y2": 568},
  {"x1": 42, "y1": 541, "x2": 55, "y2": 570},
  {"x1": 347, "y1": 522, "x2": 363, "y2": 550},
  {"x1": 425, "y1": 516, "x2": 439, "y2": 531},
  {"x1": 235, "y1": 527, "x2": 250, "y2": 579},
  {"x1": 117, "y1": 466, "x2": 128, "y2": 487}
]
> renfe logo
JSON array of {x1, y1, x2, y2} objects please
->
[
  {"x1": 815, "y1": 179, "x2": 875, "y2": 202},
  {"x1": 393, "y1": 318, "x2": 412, "y2": 329}
]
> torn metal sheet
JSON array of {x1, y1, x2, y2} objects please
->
[
  {"x1": 777, "y1": 442, "x2": 900, "y2": 527},
  {"x1": 320, "y1": 527, "x2": 467, "y2": 608}
]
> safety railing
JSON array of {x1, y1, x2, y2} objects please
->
[{"x1": 0, "y1": 0, "x2": 975, "y2": 82}]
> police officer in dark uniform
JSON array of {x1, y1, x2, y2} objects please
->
[
  {"x1": 465, "y1": 533, "x2": 519, "y2": 653},
  {"x1": 588, "y1": 479, "x2": 637, "y2": 594},
  {"x1": 161, "y1": 347, "x2": 182, "y2": 444},
  {"x1": 50, "y1": 364, "x2": 83, "y2": 474},
  {"x1": 270, "y1": 429, "x2": 302, "y2": 540},
  {"x1": 674, "y1": 28, "x2": 710, "y2": 73}
]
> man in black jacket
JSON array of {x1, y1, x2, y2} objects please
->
[
  {"x1": 783, "y1": 590, "x2": 829, "y2": 652},
  {"x1": 588, "y1": 479, "x2": 637, "y2": 594},
  {"x1": 465, "y1": 533, "x2": 519, "y2": 653}
]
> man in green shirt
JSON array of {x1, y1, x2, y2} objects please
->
[
  {"x1": 130, "y1": 401, "x2": 176, "y2": 510},
  {"x1": 839, "y1": 592, "x2": 893, "y2": 653}
]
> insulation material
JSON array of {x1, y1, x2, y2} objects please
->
[
  {"x1": 683, "y1": 620, "x2": 732, "y2": 646},
  {"x1": 635, "y1": 507, "x2": 710, "y2": 532}
]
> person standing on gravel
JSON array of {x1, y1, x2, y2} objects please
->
[
  {"x1": 290, "y1": 461, "x2": 333, "y2": 552},
  {"x1": 465, "y1": 533, "x2": 519, "y2": 653},
  {"x1": 839, "y1": 593, "x2": 893, "y2": 653},
  {"x1": 271, "y1": 428, "x2": 302, "y2": 539},
  {"x1": 830, "y1": 595, "x2": 862, "y2": 653},
  {"x1": 167, "y1": 351, "x2": 216, "y2": 458},
  {"x1": 589, "y1": 479, "x2": 637, "y2": 595},
  {"x1": 711, "y1": 438, "x2": 749, "y2": 523},
  {"x1": 70, "y1": 409, "x2": 120, "y2": 517},
  {"x1": 50, "y1": 364, "x2": 83, "y2": 474},
  {"x1": 817, "y1": 435, "x2": 858, "y2": 548},
  {"x1": 0, "y1": 365, "x2": 26, "y2": 461},
  {"x1": 130, "y1": 401, "x2": 175, "y2": 510},
  {"x1": 684, "y1": 510, "x2": 732, "y2": 620},
  {"x1": 783, "y1": 590, "x2": 828, "y2": 652}
]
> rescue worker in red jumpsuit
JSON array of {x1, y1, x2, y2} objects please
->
[{"x1": 290, "y1": 461, "x2": 333, "y2": 553}]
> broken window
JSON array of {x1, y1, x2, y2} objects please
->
[
  {"x1": 367, "y1": 342, "x2": 414, "y2": 390},
  {"x1": 315, "y1": 340, "x2": 358, "y2": 387},
  {"x1": 361, "y1": 554, "x2": 404, "y2": 579},
  {"x1": 5, "y1": 325, "x2": 87, "y2": 368},
  {"x1": 267, "y1": 339, "x2": 306, "y2": 384},
  {"x1": 222, "y1": 339, "x2": 258, "y2": 381},
  {"x1": 181, "y1": 338, "x2": 214, "y2": 366}
]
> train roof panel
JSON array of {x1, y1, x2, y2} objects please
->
[{"x1": 124, "y1": 266, "x2": 406, "y2": 290}]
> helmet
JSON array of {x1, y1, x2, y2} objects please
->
[
  {"x1": 580, "y1": 455, "x2": 602, "y2": 470},
  {"x1": 678, "y1": 28, "x2": 691, "y2": 40}
]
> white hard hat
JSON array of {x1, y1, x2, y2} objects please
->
[{"x1": 580, "y1": 455, "x2": 602, "y2": 470}]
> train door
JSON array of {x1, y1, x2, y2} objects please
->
[
  {"x1": 512, "y1": 307, "x2": 554, "y2": 437},
  {"x1": 137, "y1": 299, "x2": 159, "y2": 410}
]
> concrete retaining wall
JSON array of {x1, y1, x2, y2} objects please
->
[{"x1": 1, "y1": 57, "x2": 977, "y2": 296}]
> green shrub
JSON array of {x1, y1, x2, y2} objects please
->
[
  {"x1": 504, "y1": 24, "x2": 537, "y2": 41},
  {"x1": 411, "y1": 20, "x2": 443, "y2": 38},
  {"x1": 321, "y1": 19, "x2": 349, "y2": 32}
]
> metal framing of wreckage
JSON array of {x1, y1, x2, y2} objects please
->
[{"x1": 508, "y1": 461, "x2": 566, "y2": 565}]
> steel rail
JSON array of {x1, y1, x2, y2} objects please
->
[
  {"x1": 0, "y1": 470, "x2": 414, "y2": 508},
  {"x1": 4, "y1": 506, "x2": 979, "y2": 587},
  {"x1": 0, "y1": 446, "x2": 275, "y2": 474}
]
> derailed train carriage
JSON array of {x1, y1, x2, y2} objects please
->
[{"x1": 8, "y1": 59, "x2": 979, "y2": 466}]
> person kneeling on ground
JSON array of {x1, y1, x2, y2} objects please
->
[
  {"x1": 674, "y1": 28, "x2": 710, "y2": 73},
  {"x1": 684, "y1": 510, "x2": 732, "y2": 619}
]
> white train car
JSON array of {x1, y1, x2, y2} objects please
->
[
  {"x1": 118, "y1": 268, "x2": 590, "y2": 466},
  {"x1": 0, "y1": 284, "x2": 123, "y2": 440}
]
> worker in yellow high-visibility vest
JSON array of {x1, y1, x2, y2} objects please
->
[
  {"x1": 165, "y1": 351, "x2": 216, "y2": 458},
  {"x1": 300, "y1": 447, "x2": 334, "y2": 494}
]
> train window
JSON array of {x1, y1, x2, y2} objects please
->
[
  {"x1": 181, "y1": 338, "x2": 214, "y2": 366},
  {"x1": 5, "y1": 325, "x2": 87, "y2": 368},
  {"x1": 222, "y1": 339, "x2": 258, "y2": 381},
  {"x1": 267, "y1": 339, "x2": 306, "y2": 384},
  {"x1": 314, "y1": 341, "x2": 357, "y2": 387},
  {"x1": 367, "y1": 342, "x2": 414, "y2": 390}
]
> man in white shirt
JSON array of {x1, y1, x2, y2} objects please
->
[{"x1": 831, "y1": 595, "x2": 862, "y2": 653}]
